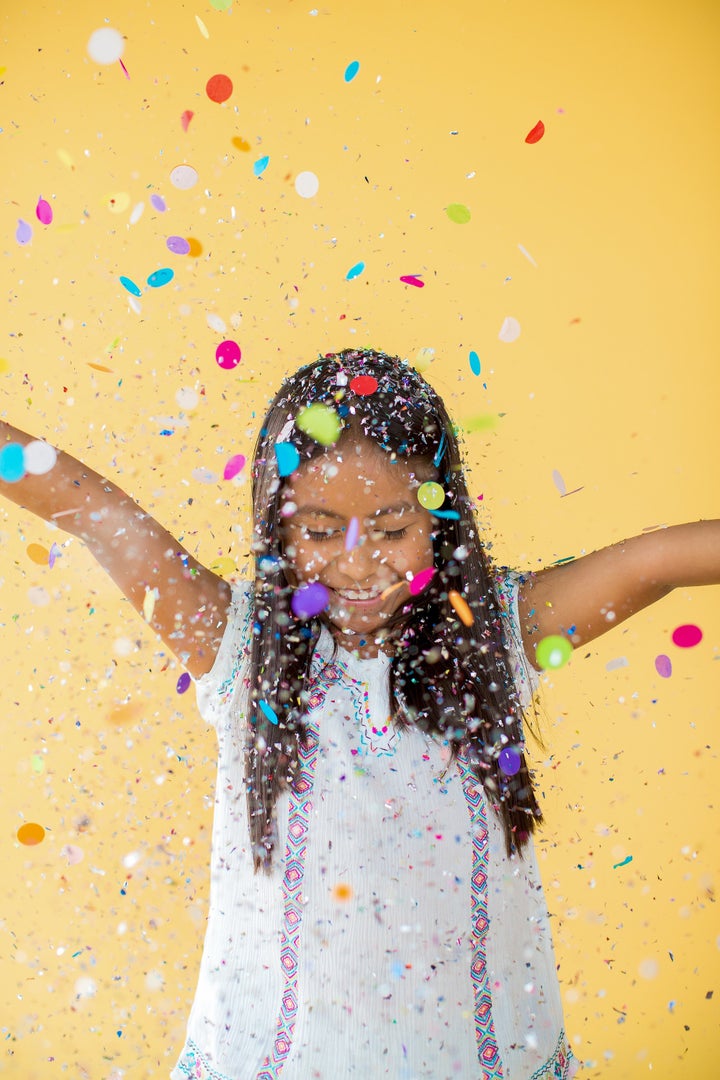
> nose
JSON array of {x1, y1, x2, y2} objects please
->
[{"x1": 334, "y1": 531, "x2": 385, "y2": 583}]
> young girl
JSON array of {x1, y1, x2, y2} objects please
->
[{"x1": 1, "y1": 347, "x2": 718, "y2": 1080}]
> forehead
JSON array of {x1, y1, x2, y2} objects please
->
[{"x1": 283, "y1": 440, "x2": 430, "y2": 513}]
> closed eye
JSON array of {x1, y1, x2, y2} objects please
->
[{"x1": 304, "y1": 527, "x2": 409, "y2": 542}]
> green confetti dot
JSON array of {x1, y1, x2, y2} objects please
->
[
  {"x1": 296, "y1": 403, "x2": 342, "y2": 446},
  {"x1": 446, "y1": 203, "x2": 472, "y2": 224},
  {"x1": 417, "y1": 481, "x2": 445, "y2": 510},
  {"x1": 535, "y1": 634, "x2": 573, "y2": 670}
]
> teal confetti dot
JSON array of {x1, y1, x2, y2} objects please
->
[
  {"x1": 0, "y1": 443, "x2": 25, "y2": 483},
  {"x1": 259, "y1": 700, "x2": 278, "y2": 725},
  {"x1": 469, "y1": 350, "x2": 481, "y2": 376},
  {"x1": 274, "y1": 442, "x2": 300, "y2": 477},
  {"x1": 254, "y1": 155, "x2": 270, "y2": 177},
  {"x1": 344, "y1": 60, "x2": 360, "y2": 82},
  {"x1": 147, "y1": 267, "x2": 174, "y2": 288},
  {"x1": 119, "y1": 275, "x2": 142, "y2": 297},
  {"x1": 346, "y1": 261, "x2": 365, "y2": 280}
]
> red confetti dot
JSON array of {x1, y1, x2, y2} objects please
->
[
  {"x1": 206, "y1": 73, "x2": 233, "y2": 104},
  {"x1": 525, "y1": 120, "x2": 545, "y2": 144},
  {"x1": 671, "y1": 624, "x2": 702, "y2": 648},
  {"x1": 400, "y1": 275, "x2": 424, "y2": 288},
  {"x1": 349, "y1": 375, "x2": 378, "y2": 396},
  {"x1": 181, "y1": 110, "x2": 194, "y2": 132}
]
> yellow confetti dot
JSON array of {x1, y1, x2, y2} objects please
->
[
  {"x1": 0, "y1": 357, "x2": 10, "y2": 374},
  {"x1": 448, "y1": 589, "x2": 474, "y2": 626},
  {"x1": 27, "y1": 543, "x2": 50, "y2": 565},
  {"x1": 209, "y1": 556, "x2": 236, "y2": 577},
  {"x1": 413, "y1": 346, "x2": 435, "y2": 373},
  {"x1": 17, "y1": 822, "x2": 45, "y2": 846},
  {"x1": 331, "y1": 881, "x2": 354, "y2": 902},
  {"x1": 143, "y1": 586, "x2": 158, "y2": 622},
  {"x1": 108, "y1": 702, "x2": 144, "y2": 726},
  {"x1": 103, "y1": 191, "x2": 131, "y2": 214},
  {"x1": 57, "y1": 148, "x2": 75, "y2": 170},
  {"x1": 195, "y1": 14, "x2": 210, "y2": 38}
]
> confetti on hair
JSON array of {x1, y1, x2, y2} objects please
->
[
  {"x1": 498, "y1": 745, "x2": 522, "y2": 776},
  {"x1": 296, "y1": 402, "x2": 341, "y2": 445},
  {"x1": 432, "y1": 431, "x2": 446, "y2": 467},
  {"x1": 274, "y1": 442, "x2": 300, "y2": 476},
  {"x1": 449, "y1": 590, "x2": 474, "y2": 626},
  {"x1": 0, "y1": 442, "x2": 25, "y2": 482},
  {"x1": 259, "y1": 700, "x2": 279, "y2": 725},
  {"x1": 525, "y1": 120, "x2": 545, "y2": 144},
  {"x1": 349, "y1": 374, "x2": 377, "y2": 396}
]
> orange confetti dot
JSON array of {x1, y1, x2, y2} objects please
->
[
  {"x1": 108, "y1": 702, "x2": 144, "y2": 726},
  {"x1": 232, "y1": 136, "x2": 251, "y2": 152},
  {"x1": 331, "y1": 881, "x2": 354, "y2": 902},
  {"x1": 525, "y1": 120, "x2": 545, "y2": 144},
  {"x1": 206, "y1": 73, "x2": 233, "y2": 104},
  {"x1": 448, "y1": 589, "x2": 474, "y2": 626},
  {"x1": 185, "y1": 237, "x2": 204, "y2": 257},
  {"x1": 87, "y1": 362, "x2": 114, "y2": 373},
  {"x1": 27, "y1": 543, "x2": 50, "y2": 565},
  {"x1": 17, "y1": 822, "x2": 45, "y2": 846}
]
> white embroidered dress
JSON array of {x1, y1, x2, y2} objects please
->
[{"x1": 171, "y1": 579, "x2": 580, "y2": 1080}]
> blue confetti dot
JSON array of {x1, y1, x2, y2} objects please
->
[
  {"x1": 0, "y1": 443, "x2": 25, "y2": 483},
  {"x1": 147, "y1": 267, "x2": 174, "y2": 288},
  {"x1": 259, "y1": 700, "x2": 278, "y2": 725},
  {"x1": 254, "y1": 155, "x2": 270, "y2": 177},
  {"x1": 344, "y1": 60, "x2": 360, "y2": 83},
  {"x1": 346, "y1": 261, "x2": 365, "y2": 280},
  {"x1": 119, "y1": 275, "x2": 142, "y2": 297},
  {"x1": 469, "y1": 350, "x2": 481, "y2": 376},
  {"x1": 274, "y1": 441, "x2": 300, "y2": 477}
]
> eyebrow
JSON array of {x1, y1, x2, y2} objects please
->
[{"x1": 294, "y1": 501, "x2": 415, "y2": 520}]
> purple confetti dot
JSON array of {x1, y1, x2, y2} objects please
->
[
  {"x1": 498, "y1": 745, "x2": 522, "y2": 776},
  {"x1": 671, "y1": 623, "x2": 702, "y2": 648},
  {"x1": 16, "y1": 219, "x2": 33, "y2": 245},
  {"x1": 176, "y1": 672, "x2": 192, "y2": 694},
  {"x1": 654, "y1": 654, "x2": 672, "y2": 678},
  {"x1": 150, "y1": 194, "x2": 167, "y2": 212},
  {"x1": 167, "y1": 235, "x2": 191, "y2": 255},
  {"x1": 291, "y1": 582, "x2": 329, "y2": 619}
]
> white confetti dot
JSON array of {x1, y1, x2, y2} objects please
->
[
  {"x1": 74, "y1": 976, "x2": 97, "y2": 998},
  {"x1": 206, "y1": 312, "x2": 227, "y2": 334},
  {"x1": 176, "y1": 387, "x2": 200, "y2": 411},
  {"x1": 498, "y1": 316, "x2": 521, "y2": 343},
  {"x1": 129, "y1": 202, "x2": 145, "y2": 225},
  {"x1": 27, "y1": 586, "x2": 50, "y2": 607},
  {"x1": 639, "y1": 957, "x2": 659, "y2": 980},
  {"x1": 170, "y1": 164, "x2": 199, "y2": 191},
  {"x1": 122, "y1": 851, "x2": 141, "y2": 869},
  {"x1": 145, "y1": 970, "x2": 165, "y2": 991},
  {"x1": 191, "y1": 468, "x2": 218, "y2": 485},
  {"x1": 295, "y1": 170, "x2": 320, "y2": 198},
  {"x1": 113, "y1": 637, "x2": 134, "y2": 657},
  {"x1": 24, "y1": 440, "x2": 57, "y2": 476},
  {"x1": 87, "y1": 28, "x2": 124, "y2": 65}
]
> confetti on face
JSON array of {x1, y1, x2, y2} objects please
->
[
  {"x1": 469, "y1": 350, "x2": 481, "y2": 376},
  {"x1": 331, "y1": 881, "x2": 354, "y2": 901},
  {"x1": 349, "y1": 374, "x2": 378, "y2": 396},
  {"x1": 24, "y1": 440, "x2": 56, "y2": 475},
  {"x1": 206, "y1": 73, "x2": 233, "y2": 103},
  {"x1": 296, "y1": 403, "x2": 342, "y2": 445},
  {"x1": 672, "y1": 623, "x2": 702, "y2": 648},
  {"x1": 254, "y1": 155, "x2": 270, "y2": 177},
  {"x1": 223, "y1": 453, "x2": 246, "y2": 480},
  {"x1": 181, "y1": 109, "x2": 194, "y2": 132},
  {"x1": 344, "y1": 516, "x2": 360, "y2": 551},
  {"x1": 295, "y1": 171, "x2": 320, "y2": 198},
  {"x1": 498, "y1": 316, "x2": 521, "y2": 343},
  {"x1": 446, "y1": 203, "x2": 471, "y2": 224},
  {"x1": 16, "y1": 219, "x2": 32, "y2": 245},
  {"x1": 120, "y1": 275, "x2": 142, "y2": 297},
  {"x1": 0, "y1": 442, "x2": 25, "y2": 482},
  {"x1": 417, "y1": 482, "x2": 444, "y2": 510},
  {"x1": 17, "y1": 822, "x2": 45, "y2": 846},
  {"x1": 346, "y1": 261, "x2": 365, "y2": 280},
  {"x1": 87, "y1": 27, "x2": 125, "y2": 65},
  {"x1": 535, "y1": 634, "x2": 573, "y2": 670},
  {"x1": 35, "y1": 197, "x2": 52, "y2": 225},
  {"x1": 498, "y1": 745, "x2": 522, "y2": 776},
  {"x1": 167, "y1": 235, "x2": 191, "y2": 255},
  {"x1": 215, "y1": 339, "x2": 242, "y2": 370},
  {"x1": 291, "y1": 582, "x2": 330, "y2": 619},
  {"x1": 147, "y1": 267, "x2": 174, "y2": 288},
  {"x1": 176, "y1": 672, "x2": 192, "y2": 694},
  {"x1": 525, "y1": 120, "x2": 545, "y2": 144},
  {"x1": 170, "y1": 164, "x2": 199, "y2": 190},
  {"x1": 400, "y1": 274, "x2": 424, "y2": 287},
  {"x1": 409, "y1": 566, "x2": 435, "y2": 596},
  {"x1": 449, "y1": 589, "x2": 474, "y2": 626},
  {"x1": 274, "y1": 442, "x2": 300, "y2": 476},
  {"x1": 654, "y1": 654, "x2": 672, "y2": 678},
  {"x1": 344, "y1": 60, "x2": 360, "y2": 83},
  {"x1": 259, "y1": 700, "x2": 279, "y2": 725}
]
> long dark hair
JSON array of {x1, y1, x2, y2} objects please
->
[{"x1": 246, "y1": 348, "x2": 542, "y2": 870}]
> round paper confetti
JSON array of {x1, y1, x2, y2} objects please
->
[
  {"x1": 167, "y1": 235, "x2": 191, "y2": 255},
  {"x1": 254, "y1": 155, "x2": 270, "y2": 177},
  {"x1": 104, "y1": 191, "x2": 130, "y2": 214},
  {"x1": 296, "y1": 403, "x2": 342, "y2": 445},
  {"x1": 498, "y1": 745, "x2": 522, "y2": 776},
  {"x1": 672, "y1": 624, "x2": 702, "y2": 648},
  {"x1": 150, "y1": 193, "x2": 167, "y2": 212},
  {"x1": 176, "y1": 387, "x2": 199, "y2": 410},
  {"x1": 417, "y1": 482, "x2": 445, "y2": 510},
  {"x1": 498, "y1": 316, "x2": 521, "y2": 343},
  {"x1": 344, "y1": 60, "x2": 360, "y2": 83},
  {"x1": 36, "y1": 198, "x2": 53, "y2": 225},
  {"x1": 345, "y1": 516, "x2": 360, "y2": 551},
  {"x1": 181, "y1": 109, "x2": 194, "y2": 131},
  {"x1": 206, "y1": 73, "x2": 233, "y2": 103},
  {"x1": 27, "y1": 544, "x2": 50, "y2": 566},
  {"x1": 16, "y1": 219, "x2": 32, "y2": 245},
  {"x1": 17, "y1": 822, "x2": 45, "y2": 846},
  {"x1": 346, "y1": 261, "x2": 365, "y2": 280},
  {"x1": 413, "y1": 347, "x2": 434, "y2": 372},
  {"x1": 349, "y1": 374, "x2": 378, "y2": 396},
  {"x1": 176, "y1": 672, "x2": 192, "y2": 695},
  {"x1": 210, "y1": 0, "x2": 233, "y2": 10},
  {"x1": 119, "y1": 275, "x2": 142, "y2": 297},
  {"x1": 535, "y1": 635, "x2": 573, "y2": 670},
  {"x1": 446, "y1": 203, "x2": 471, "y2": 224},
  {"x1": 274, "y1": 442, "x2": 300, "y2": 477},
  {"x1": 0, "y1": 442, "x2": 25, "y2": 482},
  {"x1": 331, "y1": 881, "x2": 354, "y2": 901},
  {"x1": 295, "y1": 171, "x2": 320, "y2": 198},
  {"x1": 87, "y1": 27, "x2": 125, "y2": 65},
  {"x1": 186, "y1": 238, "x2": 203, "y2": 257},
  {"x1": 525, "y1": 120, "x2": 545, "y2": 144},
  {"x1": 469, "y1": 350, "x2": 481, "y2": 376},
  {"x1": 448, "y1": 589, "x2": 474, "y2": 626},
  {"x1": 409, "y1": 567, "x2": 435, "y2": 596},
  {"x1": 27, "y1": 586, "x2": 50, "y2": 606},
  {"x1": 24, "y1": 440, "x2": 57, "y2": 475},
  {"x1": 170, "y1": 164, "x2": 199, "y2": 190},
  {"x1": 215, "y1": 339, "x2": 241, "y2": 370},
  {"x1": 654, "y1": 654, "x2": 672, "y2": 678},
  {"x1": 223, "y1": 454, "x2": 246, "y2": 480},
  {"x1": 147, "y1": 268, "x2": 174, "y2": 288},
  {"x1": 206, "y1": 312, "x2": 227, "y2": 334},
  {"x1": 61, "y1": 844, "x2": 84, "y2": 865},
  {"x1": 259, "y1": 700, "x2": 278, "y2": 725},
  {"x1": 291, "y1": 582, "x2": 330, "y2": 619}
]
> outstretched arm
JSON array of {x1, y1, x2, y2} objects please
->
[{"x1": 517, "y1": 520, "x2": 720, "y2": 670}]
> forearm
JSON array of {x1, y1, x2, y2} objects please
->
[{"x1": 651, "y1": 519, "x2": 720, "y2": 589}]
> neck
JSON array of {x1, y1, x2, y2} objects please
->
[{"x1": 328, "y1": 624, "x2": 394, "y2": 660}]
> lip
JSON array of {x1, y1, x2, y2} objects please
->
[{"x1": 329, "y1": 587, "x2": 390, "y2": 611}]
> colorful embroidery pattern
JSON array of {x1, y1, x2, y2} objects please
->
[
  {"x1": 308, "y1": 653, "x2": 399, "y2": 756},
  {"x1": 528, "y1": 1028, "x2": 577, "y2": 1079},
  {"x1": 256, "y1": 718, "x2": 320, "y2": 1079},
  {"x1": 174, "y1": 1037, "x2": 235, "y2": 1079}
]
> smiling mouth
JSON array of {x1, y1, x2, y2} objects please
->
[{"x1": 333, "y1": 588, "x2": 384, "y2": 602}]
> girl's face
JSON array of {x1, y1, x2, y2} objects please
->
[{"x1": 280, "y1": 438, "x2": 436, "y2": 656}]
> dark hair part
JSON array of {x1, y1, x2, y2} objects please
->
[{"x1": 246, "y1": 348, "x2": 542, "y2": 870}]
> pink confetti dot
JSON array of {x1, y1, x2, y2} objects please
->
[
  {"x1": 400, "y1": 275, "x2": 424, "y2": 288},
  {"x1": 36, "y1": 198, "x2": 53, "y2": 225},
  {"x1": 223, "y1": 454, "x2": 246, "y2": 480},
  {"x1": 654, "y1": 654, "x2": 672, "y2": 678},
  {"x1": 671, "y1": 624, "x2": 702, "y2": 648},
  {"x1": 409, "y1": 567, "x2": 436, "y2": 596},
  {"x1": 215, "y1": 340, "x2": 241, "y2": 370}
]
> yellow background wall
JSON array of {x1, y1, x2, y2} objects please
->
[{"x1": 1, "y1": 1, "x2": 718, "y2": 1077}]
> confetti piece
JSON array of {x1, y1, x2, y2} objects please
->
[
  {"x1": 400, "y1": 274, "x2": 424, "y2": 288},
  {"x1": 167, "y1": 235, "x2": 191, "y2": 255},
  {"x1": 195, "y1": 15, "x2": 210, "y2": 38},
  {"x1": 181, "y1": 109, "x2": 194, "y2": 132},
  {"x1": 296, "y1": 403, "x2": 342, "y2": 445},
  {"x1": 0, "y1": 442, "x2": 25, "y2": 482},
  {"x1": 498, "y1": 316, "x2": 521, "y2": 343},
  {"x1": 655, "y1": 654, "x2": 672, "y2": 678},
  {"x1": 552, "y1": 470, "x2": 566, "y2": 496},
  {"x1": 291, "y1": 582, "x2": 329, "y2": 619},
  {"x1": 344, "y1": 60, "x2": 360, "y2": 83},
  {"x1": 24, "y1": 440, "x2": 56, "y2": 475},
  {"x1": 409, "y1": 566, "x2": 435, "y2": 596},
  {"x1": 27, "y1": 585, "x2": 50, "y2": 606},
  {"x1": 206, "y1": 73, "x2": 233, "y2": 103},
  {"x1": 672, "y1": 623, "x2": 702, "y2": 648},
  {"x1": 223, "y1": 453, "x2": 246, "y2": 480},
  {"x1": 87, "y1": 27, "x2": 124, "y2": 65},
  {"x1": 469, "y1": 350, "x2": 481, "y2": 376},
  {"x1": 613, "y1": 855, "x2": 633, "y2": 870},
  {"x1": 176, "y1": 387, "x2": 199, "y2": 410},
  {"x1": 48, "y1": 543, "x2": 62, "y2": 568},
  {"x1": 16, "y1": 219, "x2": 32, "y2": 245},
  {"x1": 119, "y1": 275, "x2": 142, "y2": 297},
  {"x1": 346, "y1": 261, "x2": 365, "y2": 280},
  {"x1": 61, "y1": 844, "x2": 84, "y2": 865},
  {"x1": 259, "y1": 700, "x2": 278, "y2": 725},
  {"x1": 176, "y1": 672, "x2": 191, "y2": 694},
  {"x1": 207, "y1": 312, "x2": 227, "y2": 334},
  {"x1": 186, "y1": 237, "x2": 203, "y2": 256},
  {"x1": 232, "y1": 136, "x2": 251, "y2": 152},
  {"x1": 17, "y1": 822, "x2": 45, "y2": 846},
  {"x1": 295, "y1": 170, "x2": 320, "y2": 198},
  {"x1": 210, "y1": 0, "x2": 233, "y2": 10},
  {"x1": 27, "y1": 543, "x2": 50, "y2": 566},
  {"x1": 535, "y1": 634, "x2": 573, "y2": 670},
  {"x1": 417, "y1": 482, "x2": 445, "y2": 510},
  {"x1": 331, "y1": 881, "x2": 354, "y2": 901},
  {"x1": 56, "y1": 148, "x2": 75, "y2": 171},
  {"x1": 413, "y1": 347, "x2": 435, "y2": 372},
  {"x1": 349, "y1": 374, "x2": 378, "y2": 396},
  {"x1": 274, "y1": 442, "x2": 300, "y2": 477},
  {"x1": 143, "y1": 586, "x2": 158, "y2": 622},
  {"x1": 449, "y1": 589, "x2": 474, "y2": 626},
  {"x1": 606, "y1": 656, "x2": 629, "y2": 671},
  {"x1": 170, "y1": 164, "x2": 199, "y2": 190},
  {"x1": 430, "y1": 508, "x2": 460, "y2": 519},
  {"x1": 525, "y1": 120, "x2": 545, "y2": 144},
  {"x1": 518, "y1": 243, "x2": 537, "y2": 267},
  {"x1": 345, "y1": 516, "x2": 360, "y2": 551},
  {"x1": 253, "y1": 155, "x2": 270, "y2": 177},
  {"x1": 446, "y1": 203, "x2": 471, "y2": 224},
  {"x1": 463, "y1": 415, "x2": 498, "y2": 433},
  {"x1": 129, "y1": 201, "x2": 145, "y2": 224},
  {"x1": 498, "y1": 745, "x2": 522, "y2": 776},
  {"x1": 150, "y1": 193, "x2": 167, "y2": 212},
  {"x1": 215, "y1": 339, "x2": 241, "y2": 370},
  {"x1": 36, "y1": 197, "x2": 52, "y2": 225},
  {"x1": 103, "y1": 191, "x2": 130, "y2": 214},
  {"x1": 108, "y1": 701, "x2": 144, "y2": 725},
  {"x1": 119, "y1": 58, "x2": 130, "y2": 79},
  {"x1": 147, "y1": 267, "x2": 174, "y2": 288}
]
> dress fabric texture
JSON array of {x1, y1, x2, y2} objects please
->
[{"x1": 171, "y1": 577, "x2": 580, "y2": 1080}]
